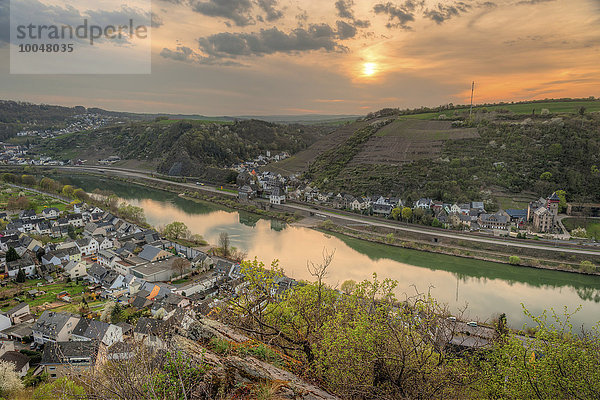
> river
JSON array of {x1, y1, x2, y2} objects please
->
[{"x1": 60, "y1": 175, "x2": 600, "y2": 330}]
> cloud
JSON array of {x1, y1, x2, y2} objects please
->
[
  {"x1": 160, "y1": 45, "x2": 243, "y2": 65},
  {"x1": 257, "y1": 0, "x2": 283, "y2": 21},
  {"x1": 516, "y1": 0, "x2": 555, "y2": 4},
  {"x1": 335, "y1": 0, "x2": 355, "y2": 19},
  {"x1": 195, "y1": 24, "x2": 350, "y2": 59},
  {"x1": 336, "y1": 20, "x2": 357, "y2": 39},
  {"x1": 336, "y1": 0, "x2": 371, "y2": 28},
  {"x1": 190, "y1": 0, "x2": 254, "y2": 26},
  {"x1": 373, "y1": 1, "x2": 423, "y2": 29},
  {"x1": 423, "y1": 2, "x2": 472, "y2": 24}
]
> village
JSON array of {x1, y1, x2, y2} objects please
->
[
  {"x1": 236, "y1": 168, "x2": 573, "y2": 238},
  {"x1": 0, "y1": 196, "x2": 299, "y2": 382}
]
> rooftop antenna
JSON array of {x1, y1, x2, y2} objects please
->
[{"x1": 469, "y1": 81, "x2": 475, "y2": 118}]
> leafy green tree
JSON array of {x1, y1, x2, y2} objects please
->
[
  {"x1": 61, "y1": 185, "x2": 75, "y2": 198},
  {"x1": 391, "y1": 207, "x2": 402, "y2": 221},
  {"x1": 401, "y1": 207, "x2": 413, "y2": 222},
  {"x1": 163, "y1": 221, "x2": 190, "y2": 240},
  {"x1": 540, "y1": 171, "x2": 553, "y2": 181},
  {"x1": 33, "y1": 378, "x2": 85, "y2": 399},
  {"x1": 508, "y1": 255, "x2": 521, "y2": 265},
  {"x1": 478, "y1": 308, "x2": 600, "y2": 399},
  {"x1": 6, "y1": 247, "x2": 19, "y2": 262}
]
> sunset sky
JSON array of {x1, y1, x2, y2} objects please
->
[{"x1": 0, "y1": 0, "x2": 599, "y2": 115}]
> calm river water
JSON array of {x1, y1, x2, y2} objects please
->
[{"x1": 61, "y1": 175, "x2": 600, "y2": 330}]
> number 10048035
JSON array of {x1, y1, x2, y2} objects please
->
[{"x1": 18, "y1": 44, "x2": 74, "y2": 53}]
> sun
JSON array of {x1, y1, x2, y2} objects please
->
[{"x1": 362, "y1": 62, "x2": 378, "y2": 77}]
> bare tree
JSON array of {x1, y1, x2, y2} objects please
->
[
  {"x1": 172, "y1": 258, "x2": 190, "y2": 280},
  {"x1": 218, "y1": 232, "x2": 230, "y2": 256}
]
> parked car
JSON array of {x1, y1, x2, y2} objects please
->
[{"x1": 467, "y1": 321, "x2": 478, "y2": 327}]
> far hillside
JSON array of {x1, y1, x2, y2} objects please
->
[
  {"x1": 35, "y1": 119, "x2": 331, "y2": 182},
  {"x1": 265, "y1": 98, "x2": 600, "y2": 206}
]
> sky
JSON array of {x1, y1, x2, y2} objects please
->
[{"x1": 0, "y1": 0, "x2": 599, "y2": 115}]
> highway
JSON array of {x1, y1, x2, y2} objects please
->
[{"x1": 53, "y1": 165, "x2": 600, "y2": 257}]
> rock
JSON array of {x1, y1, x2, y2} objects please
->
[{"x1": 185, "y1": 317, "x2": 251, "y2": 343}]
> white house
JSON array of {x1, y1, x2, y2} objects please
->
[
  {"x1": 63, "y1": 260, "x2": 88, "y2": 280},
  {"x1": 76, "y1": 237, "x2": 99, "y2": 256},
  {"x1": 269, "y1": 188, "x2": 285, "y2": 205},
  {"x1": 41, "y1": 207, "x2": 60, "y2": 219}
]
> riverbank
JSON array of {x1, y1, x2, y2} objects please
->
[
  {"x1": 316, "y1": 219, "x2": 600, "y2": 275},
  {"x1": 93, "y1": 170, "x2": 600, "y2": 274}
]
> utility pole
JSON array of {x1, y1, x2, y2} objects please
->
[{"x1": 469, "y1": 81, "x2": 475, "y2": 118}]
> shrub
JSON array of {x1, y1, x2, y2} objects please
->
[{"x1": 509, "y1": 256, "x2": 521, "y2": 265}]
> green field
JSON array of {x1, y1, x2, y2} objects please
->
[
  {"x1": 401, "y1": 100, "x2": 600, "y2": 120},
  {"x1": 0, "y1": 185, "x2": 68, "y2": 212},
  {"x1": 0, "y1": 281, "x2": 88, "y2": 312},
  {"x1": 562, "y1": 218, "x2": 600, "y2": 240}
]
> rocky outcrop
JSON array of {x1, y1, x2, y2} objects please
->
[{"x1": 177, "y1": 318, "x2": 340, "y2": 400}]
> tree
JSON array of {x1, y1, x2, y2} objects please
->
[
  {"x1": 6, "y1": 247, "x2": 20, "y2": 262},
  {"x1": 540, "y1": 171, "x2": 553, "y2": 181},
  {"x1": 401, "y1": 207, "x2": 413, "y2": 222},
  {"x1": 172, "y1": 258, "x2": 190, "y2": 279},
  {"x1": 16, "y1": 268, "x2": 26, "y2": 283},
  {"x1": 413, "y1": 207, "x2": 425, "y2": 223},
  {"x1": 218, "y1": 232, "x2": 230, "y2": 256},
  {"x1": 33, "y1": 378, "x2": 85, "y2": 399},
  {"x1": 6, "y1": 196, "x2": 31, "y2": 211},
  {"x1": 163, "y1": 222, "x2": 190, "y2": 241},
  {"x1": 73, "y1": 188, "x2": 88, "y2": 201},
  {"x1": 111, "y1": 303, "x2": 123, "y2": 323},
  {"x1": 391, "y1": 207, "x2": 402, "y2": 221},
  {"x1": 0, "y1": 360, "x2": 24, "y2": 398},
  {"x1": 479, "y1": 308, "x2": 600, "y2": 399},
  {"x1": 340, "y1": 279, "x2": 356, "y2": 295},
  {"x1": 67, "y1": 224, "x2": 76, "y2": 239},
  {"x1": 62, "y1": 185, "x2": 75, "y2": 198},
  {"x1": 21, "y1": 174, "x2": 36, "y2": 186}
]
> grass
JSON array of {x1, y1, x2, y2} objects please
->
[
  {"x1": 0, "y1": 185, "x2": 68, "y2": 212},
  {"x1": 495, "y1": 196, "x2": 530, "y2": 210},
  {"x1": 0, "y1": 281, "x2": 88, "y2": 313},
  {"x1": 399, "y1": 100, "x2": 600, "y2": 120},
  {"x1": 216, "y1": 187, "x2": 238, "y2": 194},
  {"x1": 562, "y1": 218, "x2": 600, "y2": 239},
  {"x1": 172, "y1": 277, "x2": 191, "y2": 285}
]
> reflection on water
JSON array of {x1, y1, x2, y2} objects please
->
[{"x1": 59, "y1": 175, "x2": 600, "y2": 330}]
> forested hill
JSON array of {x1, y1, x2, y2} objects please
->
[{"x1": 36, "y1": 119, "x2": 329, "y2": 180}]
